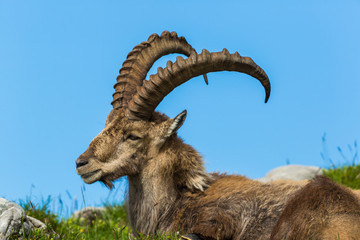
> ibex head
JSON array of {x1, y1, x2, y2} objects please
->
[
  {"x1": 76, "y1": 108, "x2": 187, "y2": 188},
  {"x1": 76, "y1": 31, "x2": 270, "y2": 189}
]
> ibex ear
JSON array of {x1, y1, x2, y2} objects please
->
[{"x1": 164, "y1": 110, "x2": 187, "y2": 138}]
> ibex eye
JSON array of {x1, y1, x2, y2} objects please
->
[{"x1": 127, "y1": 134, "x2": 141, "y2": 141}]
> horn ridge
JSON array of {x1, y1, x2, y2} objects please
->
[
  {"x1": 126, "y1": 49, "x2": 271, "y2": 121},
  {"x1": 112, "y1": 31, "x2": 198, "y2": 109}
]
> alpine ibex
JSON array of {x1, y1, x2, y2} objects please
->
[{"x1": 76, "y1": 31, "x2": 360, "y2": 239}]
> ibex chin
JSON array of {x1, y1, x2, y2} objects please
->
[{"x1": 76, "y1": 31, "x2": 360, "y2": 239}]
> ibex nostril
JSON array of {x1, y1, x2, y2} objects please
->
[{"x1": 76, "y1": 160, "x2": 88, "y2": 168}]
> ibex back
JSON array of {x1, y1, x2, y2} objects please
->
[{"x1": 76, "y1": 31, "x2": 360, "y2": 239}]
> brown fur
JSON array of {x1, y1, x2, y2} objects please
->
[
  {"x1": 76, "y1": 109, "x2": 360, "y2": 239},
  {"x1": 175, "y1": 175, "x2": 305, "y2": 239},
  {"x1": 270, "y1": 176, "x2": 360, "y2": 240}
]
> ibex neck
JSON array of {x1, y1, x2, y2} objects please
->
[
  {"x1": 126, "y1": 137, "x2": 212, "y2": 234},
  {"x1": 127, "y1": 171, "x2": 179, "y2": 234}
]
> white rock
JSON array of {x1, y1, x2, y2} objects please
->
[
  {"x1": 0, "y1": 198, "x2": 46, "y2": 239},
  {"x1": 257, "y1": 165, "x2": 324, "y2": 183},
  {"x1": 0, "y1": 198, "x2": 26, "y2": 239},
  {"x1": 26, "y1": 216, "x2": 46, "y2": 229}
]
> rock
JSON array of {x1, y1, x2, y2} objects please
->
[
  {"x1": 71, "y1": 207, "x2": 105, "y2": 225},
  {"x1": 0, "y1": 198, "x2": 26, "y2": 239},
  {"x1": 0, "y1": 197, "x2": 46, "y2": 239},
  {"x1": 257, "y1": 165, "x2": 324, "y2": 183}
]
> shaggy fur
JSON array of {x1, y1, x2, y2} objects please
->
[
  {"x1": 270, "y1": 176, "x2": 360, "y2": 240},
  {"x1": 174, "y1": 175, "x2": 305, "y2": 239}
]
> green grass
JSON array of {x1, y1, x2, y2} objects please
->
[
  {"x1": 21, "y1": 199, "x2": 180, "y2": 240},
  {"x1": 324, "y1": 164, "x2": 360, "y2": 189},
  {"x1": 322, "y1": 138, "x2": 360, "y2": 189}
]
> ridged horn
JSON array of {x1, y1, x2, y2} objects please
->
[
  {"x1": 112, "y1": 31, "x2": 199, "y2": 109},
  {"x1": 126, "y1": 48, "x2": 271, "y2": 121}
]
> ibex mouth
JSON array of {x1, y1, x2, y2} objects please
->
[{"x1": 81, "y1": 169, "x2": 101, "y2": 183}]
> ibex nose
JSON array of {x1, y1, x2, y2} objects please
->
[
  {"x1": 76, "y1": 149, "x2": 94, "y2": 168},
  {"x1": 76, "y1": 159, "x2": 88, "y2": 168}
]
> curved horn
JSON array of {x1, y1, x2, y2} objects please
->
[
  {"x1": 112, "y1": 31, "x2": 200, "y2": 109},
  {"x1": 126, "y1": 49, "x2": 271, "y2": 121}
]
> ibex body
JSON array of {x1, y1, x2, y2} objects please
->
[{"x1": 76, "y1": 31, "x2": 360, "y2": 239}]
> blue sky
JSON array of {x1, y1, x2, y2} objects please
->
[{"x1": 1, "y1": 1, "x2": 359, "y2": 213}]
